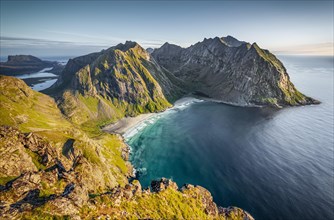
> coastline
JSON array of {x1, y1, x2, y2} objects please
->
[
  {"x1": 102, "y1": 95, "x2": 288, "y2": 137},
  {"x1": 102, "y1": 112, "x2": 155, "y2": 135},
  {"x1": 102, "y1": 97, "x2": 204, "y2": 137}
]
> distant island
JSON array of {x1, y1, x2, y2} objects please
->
[
  {"x1": 0, "y1": 36, "x2": 320, "y2": 219},
  {"x1": 0, "y1": 55, "x2": 64, "y2": 75}
]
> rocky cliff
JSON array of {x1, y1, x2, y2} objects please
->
[
  {"x1": 0, "y1": 75, "x2": 253, "y2": 219},
  {"x1": 0, "y1": 55, "x2": 62, "y2": 75},
  {"x1": 152, "y1": 36, "x2": 319, "y2": 107}
]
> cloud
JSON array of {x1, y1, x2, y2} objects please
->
[
  {"x1": 0, "y1": 36, "x2": 109, "y2": 48},
  {"x1": 0, "y1": 35, "x2": 165, "y2": 49},
  {"x1": 0, "y1": 35, "x2": 168, "y2": 57},
  {"x1": 271, "y1": 42, "x2": 334, "y2": 56}
]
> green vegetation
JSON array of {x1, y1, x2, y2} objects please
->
[
  {"x1": 252, "y1": 44, "x2": 311, "y2": 106},
  {"x1": 82, "y1": 185, "x2": 251, "y2": 220},
  {"x1": 278, "y1": 81, "x2": 307, "y2": 105},
  {"x1": 252, "y1": 43, "x2": 284, "y2": 71},
  {"x1": 0, "y1": 76, "x2": 71, "y2": 132},
  {"x1": 0, "y1": 76, "x2": 130, "y2": 192},
  {"x1": 24, "y1": 148, "x2": 47, "y2": 171},
  {"x1": 261, "y1": 97, "x2": 279, "y2": 106},
  {"x1": 39, "y1": 179, "x2": 67, "y2": 197},
  {"x1": 45, "y1": 41, "x2": 175, "y2": 131},
  {"x1": 0, "y1": 176, "x2": 17, "y2": 185},
  {"x1": 118, "y1": 188, "x2": 209, "y2": 219}
]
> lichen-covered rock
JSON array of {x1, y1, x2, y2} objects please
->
[
  {"x1": 131, "y1": 179, "x2": 142, "y2": 196},
  {"x1": 219, "y1": 206, "x2": 255, "y2": 220},
  {"x1": 0, "y1": 126, "x2": 129, "y2": 219},
  {"x1": 180, "y1": 184, "x2": 218, "y2": 216},
  {"x1": 151, "y1": 177, "x2": 178, "y2": 192},
  {"x1": 0, "y1": 127, "x2": 37, "y2": 178},
  {"x1": 43, "y1": 197, "x2": 80, "y2": 216}
]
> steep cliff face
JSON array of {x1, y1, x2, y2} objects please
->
[
  {"x1": 47, "y1": 41, "x2": 183, "y2": 126},
  {"x1": 0, "y1": 76, "x2": 253, "y2": 219},
  {"x1": 152, "y1": 36, "x2": 319, "y2": 107}
]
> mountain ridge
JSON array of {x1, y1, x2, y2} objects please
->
[
  {"x1": 152, "y1": 36, "x2": 319, "y2": 107},
  {"x1": 44, "y1": 41, "x2": 184, "y2": 127}
]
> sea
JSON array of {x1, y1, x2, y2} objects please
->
[
  {"x1": 0, "y1": 56, "x2": 72, "y2": 91},
  {"x1": 125, "y1": 55, "x2": 334, "y2": 220}
]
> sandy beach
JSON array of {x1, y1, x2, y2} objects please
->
[
  {"x1": 102, "y1": 113, "x2": 155, "y2": 135},
  {"x1": 102, "y1": 97, "x2": 202, "y2": 135}
]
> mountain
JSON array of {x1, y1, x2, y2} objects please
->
[
  {"x1": 146, "y1": 47, "x2": 154, "y2": 53},
  {"x1": 152, "y1": 36, "x2": 319, "y2": 107},
  {"x1": 46, "y1": 41, "x2": 184, "y2": 126},
  {"x1": 0, "y1": 55, "x2": 63, "y2": 75},
  {"x1": 0, "y1": 75, "x2": 253, "y2": 220},
  {"x1": 220, "y1": 35, "x2": 247, "y2": 47}
]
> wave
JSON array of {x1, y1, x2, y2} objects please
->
[{"x1": 123, "y1": 97, "x2": 204, "y2": 140}]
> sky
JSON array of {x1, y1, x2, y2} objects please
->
[{"x1": 0, "y1": 0, "x2": 333, "y2": 57}]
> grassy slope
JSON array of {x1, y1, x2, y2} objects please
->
[
  {"x1": 252, "y1": 44, "x2": 316, "y2": 106},
  {"x1": 57, "y1": 45, "x2": 173, "y2": 129},
  {"x1": 0, "y1": 75, "x2": 130, "y2": 190}
]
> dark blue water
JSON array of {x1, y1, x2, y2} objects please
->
[{"x1": 127, "y1": 56, "x2": 334, "y2": 220}]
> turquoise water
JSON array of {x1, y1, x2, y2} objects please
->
[{"x1": 126, "y1": 56, "x2": 334, "y2": 220}]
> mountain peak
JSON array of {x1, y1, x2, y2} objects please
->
[
  {"x1": 112, "y1": 41, "x2": 141, "y2": 52},
  {"x1": 220, "y1": 35, "x2": 247, "y2": 47},
  {"x1": 161, "y1": 42, "x2": 184, "y2": 49},
  {"x1": 146, "y1": 48, "x2": 154, "y2": 54}
]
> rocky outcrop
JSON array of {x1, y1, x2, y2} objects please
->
[
  {"x1": 89, "y1": 178, "x2": 254, "y2": 220},
  {"x1": 151, "y1": 177, "x2": 178, "y2": 192},
  {"x1": 0, "y1": 126, "x2": 85, "y2": 218},
  {"x1": 0, "y1": 126, "x2": 130, "y2": 219},
  {"x1": 0, "y1": 55, "x2": 62, "y2": 76},
  {"x1": 152, "y1": 36, "x2": 319, "y2": 107}
]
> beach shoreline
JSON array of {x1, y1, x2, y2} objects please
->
[
  {"x1": 102, "y1": 113, "x2": 156, "y2": 135},
  {"x1": 102, "y1": 97, "x2": 203, "y2": 136}
]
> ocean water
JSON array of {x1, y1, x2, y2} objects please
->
[
  {"x1": 1, "y1": 56, "x2": 71, "y2": 91},
  {"x1": 16, "y1": 67, "x2": 58, "y2": 91},
  {"x1": 16, "y1": 67, "x2": 57, "y2": 79},
  {"x1": 126, "y1": 56, "x2": 334, "y2": 220}
]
